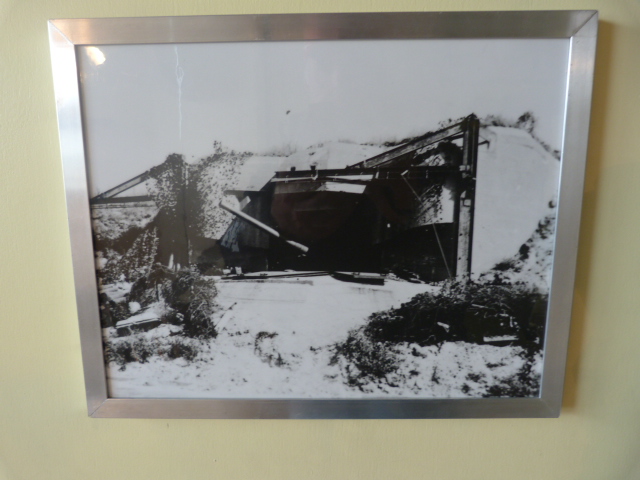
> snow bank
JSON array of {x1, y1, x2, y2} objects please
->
[
  {"x1": 472, "y1": 127, "x2": 560, "y2": 273},
  {"x1": 106, "y1": 276, "x2": 435, "y2": 398}
]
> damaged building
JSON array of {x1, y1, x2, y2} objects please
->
[{"x1": 90, "y1": 113, "x2": 560, "y2": 286}]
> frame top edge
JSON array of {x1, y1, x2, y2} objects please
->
[
  {"x1": 48, "y1": 10, "x2": 598, "y2": 22},
  {"x1": 48, "y1": 10, "x2": 598, "y2": 45}
]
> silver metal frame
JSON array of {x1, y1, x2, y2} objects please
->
[{"x1": 48, "y1": 11, "x2": 598, "y2": 419}]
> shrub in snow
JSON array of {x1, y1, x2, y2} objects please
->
[
  {"x1": 104, "y1": 337, "x2": 159, "y2": 370},
  {"x1": 128, "y1": 264, "x2": 176, "y2": 308},
  {"x1": 125, "y1": 265, "x2": 218, "y2": 339},
  {"x1": 166, "y1": 339, "x2": 200, "y2": 362},
  {"x1": 330, "y1": 331, "x2": 399, "y2": 390},
  {"x1": 331, "y1": 280, "x2": 547, "y2": 395},
  {"x1": 105, "y1": 335, "x2": 204, "y2": 371},
  {"x1": 254, "y1": 332, "x2": 288, "y2": 368},
  {"x1": 361, "y1": 280, "x2": 547, "y2": 350},
  {"x1": 483, "y1": 348, "x2": 542, "y2": 398},
  {"x1": 163, "y1": 268, "x2": 218, "y2": 340}
]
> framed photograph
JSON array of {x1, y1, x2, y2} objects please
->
[{"x1": 49, "y1": 11, "x2": 597, "y2": 418}]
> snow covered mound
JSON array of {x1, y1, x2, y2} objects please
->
[
  {"x1": 478, "y1": 207, "x2": 557, "y2": 293},
  {"x1": 280, "y1": 141, "x2": 387, "y2": 171},
  {"x1": 472, "y1": 126, "x2": 560, "y2": 274}
]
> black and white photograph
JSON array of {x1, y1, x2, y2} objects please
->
[{"x1": 77, "y1": 37, "x2": 569, "y2": 400}]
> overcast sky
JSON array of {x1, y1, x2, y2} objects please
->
[{"x1": 78, "y1": 38, "x2": 569, "y2": 195}]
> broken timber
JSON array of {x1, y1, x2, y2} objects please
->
[
  {"x1": 454, "y1": 115, "x2": 479, "y2": 280},
  {"x1": 219, "y1": 200, "x2": 310, "y2": 253},
  {"x1": 90, "y1": 170, "x2": 151, "y2": 205}
]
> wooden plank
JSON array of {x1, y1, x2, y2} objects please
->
[
  {"x1": 347, "y1": 122, "x2": 465, "y2": 169},
  {"x1": 454, "y1": 115, "x2": 479, "y2": 279},
  {"x1": 90, "y1": 195, "x2": 153, "y2": 205},
  {"x1": 219, "y1": 200, "x2": 309, "y2": 253},
  {"x1": 91, "y1": 171, "x2": 150, "y2": 200}
]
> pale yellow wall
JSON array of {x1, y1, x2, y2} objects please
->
[{"x1": 1, "y1": 0, "x2": 639, "y2": 479}]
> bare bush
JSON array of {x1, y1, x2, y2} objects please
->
[
  {"x1": 105, "y1": 338, "x2": 161, "y2": 371},
  {"x1": 163, "y1": 268, "x2": 218, "y2": 339},
  {"x1": 105, "y1": 335, "x2": 204, "y2": 370},
  {"x1": 331, "y1": 280, "x2": 547, "y2": 394},
  {"x1": 361, "y1": 280, "x2": 547, "y2": 350},
  {"x1": 484, "y1": 349, "x2": 542, "y2": 397},
  {"x1": 330, "y1": 331, "x2": 399, "y2": 390}
]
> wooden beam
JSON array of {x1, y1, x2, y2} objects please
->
[
  {"x1": 454, "y1": 115, "x2": 479, "y2": 279},
  {"x1": 347, "y1": 122, "x2": 465, "y2": 170},
  {"x1": 90, "y1": 195, "x2": 153, "y2": 205},
  {"x1": 219, "y1": 201, "x2": 309, "y2": 253},
  {"x1": 91, "y1": 171, "x2": 150, "y2": 201}
]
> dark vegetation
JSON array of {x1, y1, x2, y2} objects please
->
[
  {"x1": 330, "y1": 330, "x2": 400, "y2": 389},
  {"x1": 97, "y1": 149, "x2": 253, "y2": 369},
  {"x1": 102, "y1": 266, "x2": 218, "y2": 369},
  {"x1": 356, "y1": 280, "x2": 546, "y2": 349},
  {"x1": 331, "y1": 280, "x2": 547, "y2": 395},
  {"x1": 131, "y1": 266, "x2": 219, "y2": 340},
  {"x1": 254, "y1": 332, "x2": 289, "y2": 368},
  {"x1": 484, "y1": 349, "x2": 541, "y2": 397},
  {"x1": 100, "y1": 264, "x2": 218, "y2": 339},
  {"x1": 94, "y1": 223, "x2": 159, "y2": 284},
  {"x1": 105, "y1": 336, "x2": 202, "y2": 371}
]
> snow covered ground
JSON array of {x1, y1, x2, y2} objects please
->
[
  {"x1": 105, "y1": 276, "x2": 540, "y2": 399},
  {"x1": 106, "y1": 276, "x2": 433, "y2": 398}
]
